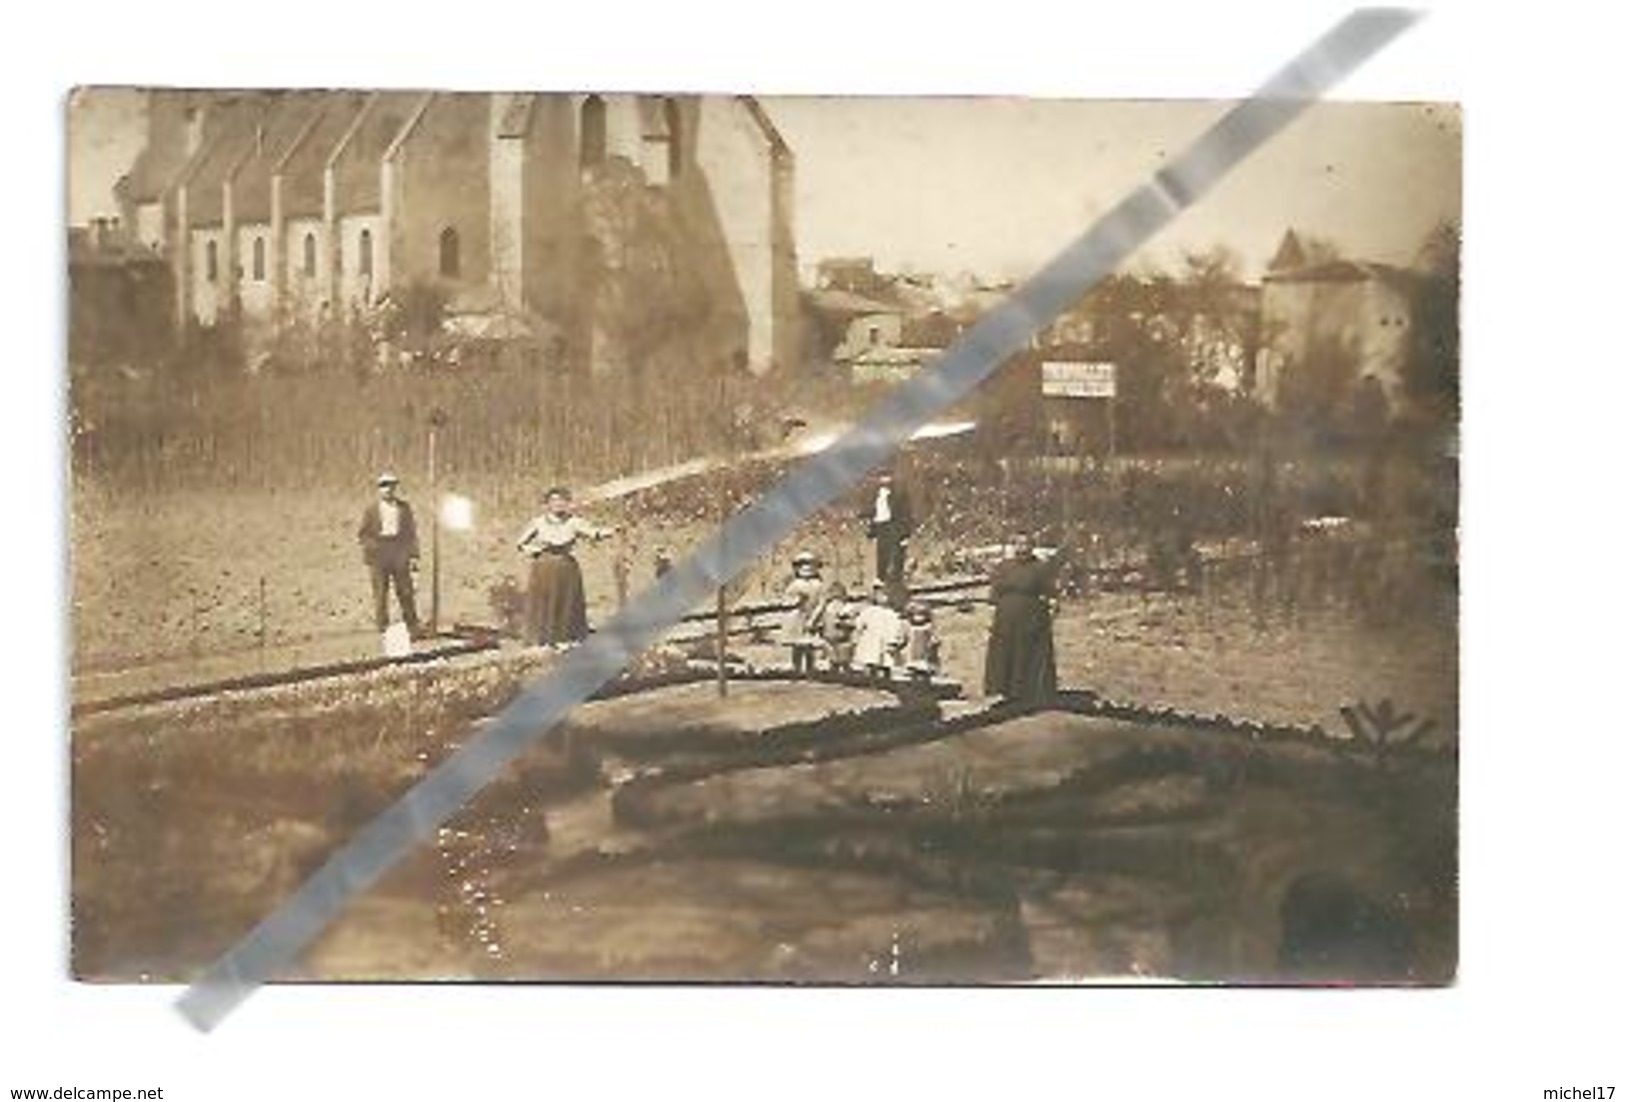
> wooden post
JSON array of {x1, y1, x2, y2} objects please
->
[
  {"x1": 257, "y1": 575, "x2": 267, "y2": 670},
  {"x1": 427, "y1": 407, "x2": 448, "y2": 637},
  {"x1": 428, "y1": 424, "x2": 440, "y2": 636},
  {"x1": 715, "y1": 366, "x2": 730, "y2": 698},
  {"x1": 614, "y1": 523, "x2": 631, "y2": 612}
]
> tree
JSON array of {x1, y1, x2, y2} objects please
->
[
  {"x1": 386, "y1": 280, "x2": 450, "y2": 352},
  {"x1": 1275, "y1": 330, "x2": 1364, "y2": 446},
  {"x1": 1083, "y1": 250, "x2": 1259, "y2": 451},
  {"x1": 1404, "y1": 219, "x2": 1460, "y2": 425}
]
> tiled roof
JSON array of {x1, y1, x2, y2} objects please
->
[
  {"x1": 277, "y1": 91, "x2": 368, "y2": 218},
  {"x1": 230, "y1": 92, "x2": 328, "y2": 223},
  {"x1": 807, "y1": 287, "x2": 901, "y2": 316},
  {"x1": 183, "y1": 94, "x2": 275, "y2": 226},
  {"x1": 1267, "y1": 228, "x2": 1345, "y2": 274},
  {"x1": 740, "y1": 96, "x2": 791, "y2": 157},
  {"x1": 1263, "y1": 259, "x2": 1415, "y2": 286},
  {"x1": 330, "y1": 91, "x2": 425, "y2": 213},
  {"x1": 119, "y1": 142, "x2": 183, "y2": 205}
]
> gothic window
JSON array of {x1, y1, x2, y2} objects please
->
[
  {"x1": 580, "y1": 95, "x2": 607, "y2": 168},
  {"x1": 302, "y1": 232, "x2": 317, "y2": 277},
  {"x1": 358, "y1": 228, "x2": 373, "y2": 278},
  {"x1": 439, "y1": 226, "x2": 460, "y2": 279},
  {"x1": 205, "y1": 239, "x2": 218, "y2": 283},
  {"x1": 663, "y1": 97, "x2": 682, "y2": 179},
  {"x1": 252, "y1": 237, "x2": 265, "y2": 281}
]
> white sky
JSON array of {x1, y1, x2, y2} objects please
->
[
  {"x1": 766, "y1": 97, "x2": 1460, "y2": 279},
  {"x1": 66, "y1": 87, "x2": 144, "y2": 225},
  {"x1": 69, "y1": 91, "x2": 1458, "y2": 282}
]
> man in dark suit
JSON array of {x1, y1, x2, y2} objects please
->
[
  {"x1": 357, "y1": 472, "x2": 422, "y2": 637},
  {"x1": 863, "y1": 469, "x2": 916, "y2": 585}
]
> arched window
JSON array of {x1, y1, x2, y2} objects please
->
[
  {"x1": 663, "y1": 97, "x2": 682, "y2": 179},
  {"x1": 205, "y1": 239, "x2": 218, "y2": 283},
  {"x1": 438, "y1": 226, "x2": 460, "y2": 279},
  {"x1": 358, "y1": 228, "x2": 373, "y2": 278},
  {"x1": 580, "y1": 95, "x2": 607, "y2": 168},
  {"x1": 302, "y1": 232, "x2": 316, "y2": 277},
  {"x1": 252, "y1": 237, "x2": 265, "y2": 281}
]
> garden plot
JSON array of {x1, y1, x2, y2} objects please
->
[{"x1": 306, "y1": 857, "x2": 1028, "y2": 983}]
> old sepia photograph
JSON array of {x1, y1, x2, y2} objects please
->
[{"x1": 67, "y1": 88, "x2": 1461, "y2": 986}]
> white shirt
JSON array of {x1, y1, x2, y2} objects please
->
[
  {"x1": 518, "y1": 513, "x2": 606, "y2": 554},
  {"x1": 378, "y1": 500, "x2": 402, "y2": 538},
  {"x1": 873, "y1": 486, "x2": 892, "y2": 525}
]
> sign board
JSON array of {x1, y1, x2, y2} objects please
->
[
  {"x1": 381, "y1": 622, "x2": 412, "y2": 658},
  {"x1": 439, "y1": 492, "x2": 475, "y2": 532},
  {"x1": 1042, "y1": 360, "x2": 1117, "y2": 399}
]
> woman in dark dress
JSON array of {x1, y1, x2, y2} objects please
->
[
  {"x1": 516, "y1": 487, "x2": 614, "y2": 646},
  {"x1": 983, "y1": 533, "x2": 1060, "y2": 702}
]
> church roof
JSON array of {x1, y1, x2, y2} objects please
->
[
  {"x1": 276, "y1": 91, "x2": 368, "y2": 219},
  {"x1": 230, "y1": 92, "x2": 328, "y2": 224},
  {"x1": 183, "y1": 94, "x2": 277, "y2": 226},
  {"x1": 807, "y1": 287, "x2": 902, "y2": 316},
  {"x1": 1267, "y1": 228, "x2": 1344, "y2": 274},
  {"x1": 1263, "y1": 258, "x2": 1415, "y2": 286},
  {"x1": 328, "y1": 91, "x2": 426, "y2": 213}
]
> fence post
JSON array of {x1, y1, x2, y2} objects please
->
[{"x1": 257, "y1": 575, "x2": 267, "y2": 669}]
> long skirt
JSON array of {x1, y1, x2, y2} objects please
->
[
  {"x1": 526, "y1": 552, "x2": 588, "y2": 645},
  {"x1": 983, "y1": 595, "x2": 1058, "y2": 701}
]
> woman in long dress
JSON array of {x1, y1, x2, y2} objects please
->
[
  {"x1": 516, "y1": 487, "x2": 614, "y2": 646},
  {"x1": 983, "y1": 533, "x2": 1060, "y2": 702}
]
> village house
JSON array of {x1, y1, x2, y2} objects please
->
[
  {"x1": 67, "y1": 216, "x2": 174, "y2": 367},
  {"x1": 1255, "y1": 229, "x2": 1417, "y2": 410},
  {"x1": 804, "y1": 256, "x2": 973, "y2": 383},
  {"x1": 813, "y1": 256, "x2": 887, "y2": 297},
  {"x1": 113, "y1": 89, "x2": 800, "y2": 375},
  {"x1": 809, "y1": 286, "x2": 905, "y2": 362}
]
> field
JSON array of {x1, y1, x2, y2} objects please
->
[
  {"x1": 69, "y1": 455, "x2": 1457, "y2": 985},
  {"x1": 73, "y1": 668, "x2": 1456, "y2": 983},
  {"x1": 71, "y1": 468, "x2": 1456, "y2": 738}
]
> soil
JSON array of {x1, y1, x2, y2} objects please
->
[
  {"x1": 69, "y1": 481, "x2": 1458, "y2": 986},
  {"x1": 73, "y1": 677, "x2": 1455, "y2": 986},
  {"x1": 73, "y1": 483, "x2": 1457, "y2": 741}
]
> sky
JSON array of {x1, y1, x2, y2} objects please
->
[
  {"x1": 66, "y1": 88, "x2": 145, "y2": 226},
  {"x1": 765, "y1": 96, "x2": 1460, "y2": 280},
  {"x1": 69, "y1": 91, "x2": 1460, "y2": 282}
]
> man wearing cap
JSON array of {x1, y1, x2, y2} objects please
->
[
  {"x1": 357, "y1": 472, "x2": 422, "y2": 638},
  {"x1": 863, "y1": 469, "x2": 916, "y2": 585}
]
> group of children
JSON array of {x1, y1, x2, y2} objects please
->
[{"x1": 781, "y1": 551, "x2": 940, "y2": 681}]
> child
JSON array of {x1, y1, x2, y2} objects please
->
[
  {"x1": 902, "y1": 601, "x2": 941, "y2": 682},
  {"x1": 781, "y1": 551, "x2": 830, "y2": 675},
  {"x1": 823, "y1": 582, "x2": 857, "y2": 672},
  {"x1": 852, "y1": 580, "x2": 907, "y2": 681}
]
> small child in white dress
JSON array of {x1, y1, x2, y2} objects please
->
[
  {"x1": 781, "y1": 551, "x2": 830, "y2": 675},
  {"x1": 852, "y1": 581, "x2": 907, "y2": 681}
]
